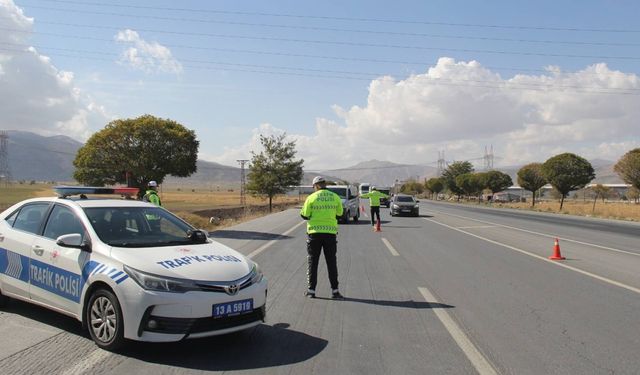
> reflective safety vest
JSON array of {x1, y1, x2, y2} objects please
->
[
  {"x1": 300, "y1": 189, "x2": 343, "y2": 234},
  {"x1": 360, "y1": 190, "x2": 389, "y2": 207},
  {"x1": 143, "y1": 190, "x2": 162, "y2": 207}
]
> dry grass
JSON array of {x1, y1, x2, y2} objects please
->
[
  {"x1": 482, "y1": 200, "x2": 640, "y2": 221},
  {"x1": 0, "y1": 183, "x2": 302, "y2": 230}
]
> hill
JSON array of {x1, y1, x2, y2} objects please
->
[{"x1": 319, "y1": 160, "x2": 438, "y2": 187}]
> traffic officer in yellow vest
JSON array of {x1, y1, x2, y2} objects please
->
[
  {"x1": 361, "y1": 186, "x2": 389, "y2": 228},
  {"x1": 300, "y1": 176, "x2": 344, "y2": 299}
]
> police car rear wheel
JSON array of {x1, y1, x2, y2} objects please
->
[{"x1": 87, "y1": 289, "x2": 125, "y2": 351}]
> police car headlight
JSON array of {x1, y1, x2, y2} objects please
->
[
  {"x1": 249, "y1": 262, "x2": 264, "y2": 285},
  {"x1": 124, "y1": 265, "x2": 198, "y2": 293}
]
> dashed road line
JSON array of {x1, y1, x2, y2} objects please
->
[
  {"x1": 381, "y1": 238, "x2": 400, "y2": 256},
  {"x1": 418, "y1": 286, "x2": 498, "y2": 375},
  {"x1": 247, "y1": 220, "x2": 305, "y2": 259},
  {"x1": 456, "y1": 225, "x2": 498, "y2": 229},
  {"x1": 429, "y1": 208, "x2": 640, "y2": 258},
  {"x1": 424, "y1": 217, "x2": 640, "y2": 296}
]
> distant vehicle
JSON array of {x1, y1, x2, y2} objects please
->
[
  {"x1": 0, "y1": 186, "x2": 267, "y2": 350},
  {"x1": 390, "y1": 194, "x2": 420, "y2": 217},
  {"x1": 377, "y1": 187, "x2": 392, "y2": 207},
  {"x1": 327, "y1": 185, "x2": 360, "y2": 223},
  {"x1": 358, "y1": 183, "x2": 370, "y2": 196}
]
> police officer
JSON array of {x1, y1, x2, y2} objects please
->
[
  {"x1": 143, "y1": 181, "x2": 162, "y2": 206},
  {"x1": 361, "y1": 186, "x2": 389, "y2": 228},
  {"x1": 300, "y1": 176, "x2": 344, "y2": 299}
]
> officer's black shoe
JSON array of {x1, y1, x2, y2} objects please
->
[
  {"x1": 305, "y1": 290, "x2": 316, "y2": 298},
  {"x1": 331, "y1": 291, "x2": 344, "y2": 300}
]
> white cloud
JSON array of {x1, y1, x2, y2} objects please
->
[
  {"x1": 209, "y1": 57, "x2": 640, "y2": 170},
  {"x1": 0, "y1": 0, "x2": 109, "y2": 138},
  {"x1": 115, "y1": 29, "x2": 183, "y2": 74}
]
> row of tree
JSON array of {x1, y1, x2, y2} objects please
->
[{"x1": 417, "y1": 149, "x2": 640, "y2": 210}]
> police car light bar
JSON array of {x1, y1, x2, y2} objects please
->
[{"x1": 54, "y1": 186, "x2": 139, "y2": 198}]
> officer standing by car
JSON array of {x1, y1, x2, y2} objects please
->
[
  {"x1": 361, "y1": 186, "x2": 389, "y2": 228},
  {"x1": 300, "y1": 176, "x2": 344, "y2": 299},
  {"x1": 143, "y1": 181, "x2": 162, "y2": 206}
]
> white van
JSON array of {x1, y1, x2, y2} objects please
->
[
  {"x1": 327, "y1": 185, "x2": 360, "y2": 223},
  {"x1": 358, "y1": 183, "x2": 370, "y2": 196}
]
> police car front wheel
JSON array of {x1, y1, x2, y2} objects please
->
[{"x1": 87, "y1": 289, "x2": 125, "y2": 351}]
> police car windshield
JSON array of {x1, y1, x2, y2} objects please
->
[
  {"x1": 83, "y1": 207, "x2": 196, "y2": 247},
  {"x1": 327, "y1": 187, "x2": 347, "y2": 198}
]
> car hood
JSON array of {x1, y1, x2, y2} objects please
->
[{"x1": 109, "y1": 241, "x2": 251, "y2": 282}]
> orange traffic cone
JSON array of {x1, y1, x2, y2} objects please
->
[
  {"x1": 549, "y1": 238, "x2": 565, "y2": 260},
  {"x1": 374, "y1": 217, "x2": 382, "y2": 232}
]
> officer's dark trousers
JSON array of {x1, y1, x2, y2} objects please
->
[
  {"x1": 370, "y1": 206, "x2": 381, "y2": 226},
  {"x1": 307, "y1": 233, "x2": 339, "y2": 291}
]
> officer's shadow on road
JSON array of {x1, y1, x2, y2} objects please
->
[
  {"x1": 124, "y1": 323, "x2": 328, "y2": 371},
  {"x1": 209, "y1": 230, "x2": 291, "y2": 241},
  {"x1": 314, "y1": 297, "x2": 454, "y2": 310}
]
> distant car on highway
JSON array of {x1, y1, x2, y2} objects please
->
[
  {"x1": 0, "y1": 186, "x2": 267, "y2": 350},
  {"x1": 327, "y1": 185, "x2": 360, "y2": 223},
  {"x1": 390, "y1": 194, "x2": 420, "y2": 217}
]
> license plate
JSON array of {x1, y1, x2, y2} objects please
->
[
  {"x1": 402, "y1": 209, "x2": 411, "y2": 212},
  {"x1": 212, "y1": 299, "x2": 253, "y2": 318}
]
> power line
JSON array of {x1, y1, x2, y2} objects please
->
[
  {"x1": 4, "y1": 21, "x2": 639, "y2": 61},
  {"x1": 9, "y1": 8, "x2": 639, "y2": 47},
  {"x1": 4, "y1": 45, "x2": 639, "y2": 95},
  {"x1": 25, "y1": 0, "x2": 640, "y2": 33}
]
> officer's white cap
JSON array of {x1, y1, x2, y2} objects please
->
[
  {"x1": 312, "y1": 176, "x2": 325, "y2": 185},
  {"x1": 148, "y1": 181, "x2": 158, "y2": 187}
]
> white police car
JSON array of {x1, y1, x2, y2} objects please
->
[{"x1": 0, "y1": 187, "x2": 267, "y2": 350}]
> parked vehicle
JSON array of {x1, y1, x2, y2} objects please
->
[{"x1": 377, "y1": 187, "x2": 392, "y2": 207}]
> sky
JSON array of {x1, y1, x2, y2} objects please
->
[{"x1": 1, "y1": 0, "x2": 639, "y2": 171}]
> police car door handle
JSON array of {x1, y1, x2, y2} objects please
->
[
  {"x1": 32, "y1": 245, "x2": 44, "y2": 256},
  {"x1": 0, "y1": 233, "x2": 4, "y2": 242}
]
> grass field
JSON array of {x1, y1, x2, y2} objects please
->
[
  {"x1": 455, "y1": 199, "x2": 640, "y2": 221},
  {"x1": 0, "y1": 183, "x2": 302, "y2": 230}
]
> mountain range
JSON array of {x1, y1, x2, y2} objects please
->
[{"x1": 1, "y1": 130, "x2": 624, "y2": 186}]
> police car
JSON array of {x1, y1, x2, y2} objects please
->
[{"x1": 0, "y1": 187, "x2": 267, "y2": 350}]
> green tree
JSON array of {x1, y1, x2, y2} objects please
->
[
  {"x1": 425, "y1": 177, "x2": 444, "y2": 200},
  {"x1": 246, "y1": 134, "x2": 304, "y2": 212},
  {"x1": 590, "y1": 184, "x2": 610, "y2": 212},
  {"x1": 455, "y1": 173, "x2": 483, "y2": 200},
  {"x1": 442, "y1": 161, "x2": 474, "y2": 200},
  {"x1": 627, "y1": 186, "x2": 639, "y2": 204},
  {"x1": 483, "y1": 170, "x2": 513, "y2": 199},
  {"x1": 517, "y1": 163, "x2": 547, "y2": 207},
  {"x1": 542, "y1": 153, "x2": 595, "y2": 210},
  {"x1": 73, "y1": 115, "x2": 198, "y2": 196},
  {"x1": 614, "y1": 148, "x2": 640, "y2": 192},
  {"x1": 400, "y1": 179, "x2": 424, "y2": 195}
]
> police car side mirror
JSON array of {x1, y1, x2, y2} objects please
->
[
  {"x1": 56, "y1": 233, "x2": 92, "y2": 252},
  {"x1": 187, "y1": 229, "x2": 209, "y2": 244}
]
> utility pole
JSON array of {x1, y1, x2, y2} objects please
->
[
  {"x1": 237, "y1": 159, "x2": 249, "y2": 206},
  {"x1": 0, "y1": 131, "x2": 12, "y2": 187}
]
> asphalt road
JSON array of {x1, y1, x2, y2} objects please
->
[{"x1": 1, "y1": 200, "x2": 640, "y2": 374}]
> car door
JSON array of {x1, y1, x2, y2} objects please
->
[
  {"x1": 0, "y1": 203, "x2": 50, "y2": 299},
  {"x1": 30, "y1": 204, "x2": 90, "y2": 313}
]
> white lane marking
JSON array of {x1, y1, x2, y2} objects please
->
[
  {"x1": 429, "y1": 208, "x2": 640, "y2": 258},
  {"x1": 424, "y1": 218, "x2": 640, "y2": 296},
  {"x1": 247, "y1": 220, "x2": 305, "y2": 259},
  {"x1": 61, "y1": 348, "x2": 111, "y2": 375},
  {"x1": 418, "y1": 287, "x2": 498, "y2": 375},
  {"x1": 456, "y1": 225, "x2": 497, "y2": 229},
  {"x1": 381, "y1": 238, "x2": 400, "y2": 256}
]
